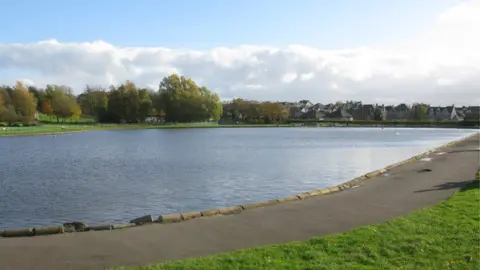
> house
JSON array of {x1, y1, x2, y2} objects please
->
[
  {"x1": 323, "y1": 103, "x2": 337, "y2": 112},
  {"x1": 298, "y1": 100, "x2": 314, "y2": 108},
  {"x1": 455, "y1": 106, "x2": 469, "y2": 120},
  {"x1": 302, "y1": 103, "x2": 326, "y2": 120},
  {"x1": 361, "y1": 104, "x2": 376, "y2": 120},
  {"x1": 324, "y1": 108, "x2": 353, "y2": 121},
  {"x1": 371, "y1": 105, "x2": 387, "y2": 121},
  {"x1": 428, "y1": 105, "x2": 461, "y2": 121},
  {"x1": 287, "y1": 100, "x2": 314, "y2": 119}
]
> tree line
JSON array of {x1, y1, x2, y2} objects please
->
[
  {"x1": 0, "y1": 81, "x2": 81, "y2": 125},
  {"x1": 222, "y1": 99, "x2": 289, "y2": 124},
  {"x1": 0, "y1": 74, "x2": 296, "y2": 126},
  {"x1": 0, "y1": 74, "x2": 226, "y2": 125},
  {"x1": 2, "y1": 74, "x2": 475, "y2": 126}
]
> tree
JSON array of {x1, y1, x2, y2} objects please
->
[
  {"x1": 71, "y1": 102, "x2": 82, "y2": 121},
  {"x1": 373, "y1": 106, "x2": 383, "y2": 121},
  {"x1": 78, "y1": 85, "x2": 109, "y2": 120},
  {"x1": 0, "y1": 90, "x2": 4, "y2": 115},
  {"x1": 412, "y1": 103, "x2": 429, "y2": 121},
  {"x1": 42, "y1": 100, "x2": 53, "y2": 120},
  {"x1": 28, "y1": 86, "x2": 45, "y2": 112},
  {"x1": 159, "y1": 74, "x2": 222, "y2": 122},
  {"x1": 138, "y1": 88, "x2": 153, "y2": 121},
  {"x1": 12, "y1": 81, "x2": 37, "y2": 121},
  {"x1": 48, "y1": 86, "x2": 81, "y2": 122},
  {"x1": 0, "y1": 105, "x2": 17, "y2": 124}
]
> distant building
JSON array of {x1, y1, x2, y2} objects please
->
[
  {"x1": 324, "y1": 108, "x2": 353, "y2": 121},
  {"x1": 427, "y1": 105, "x2": 461, "y2": 121}
]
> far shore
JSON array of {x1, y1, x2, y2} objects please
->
[
  {"x1": 0, "y1": 123, "x2": 292, "y2": 137},
  {"x1": 0, "y1": 121, "x2": 478, "y2": 137}
]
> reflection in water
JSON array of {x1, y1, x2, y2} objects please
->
[{"x1": 0, "y1": 127, "x2": 475, "y2": 228}]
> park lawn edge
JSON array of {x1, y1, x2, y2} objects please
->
[
  {"x1": 116, "y1": 180, "x2": 480, "y2": 270},
  {"x1": 2, "y1": 121, "x2": 477, "y2": 137},
  {"x1": 0, "y1": 123, "x2": 294, "y2": 136}
]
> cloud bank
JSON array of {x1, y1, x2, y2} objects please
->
[{"x1": 0, "y1": 0, "x2": 479, "y2": 105}]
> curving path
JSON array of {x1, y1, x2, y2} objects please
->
[{"x1": 0, "y1": 134, "x2": 479, "y2": 270}]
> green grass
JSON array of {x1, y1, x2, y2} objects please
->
[
  {"x1": 0, "y1": 123, "x2": 294, "y2": 136},
  {"x1": 0, "y1": 125, "x2": 87, "y2": 136},
  {"x1": 117, "y1": 180, "x2": 480, "y2": 270},
  {"x1": 37, "y1": 113, "x2": 96, "y2": 123}
]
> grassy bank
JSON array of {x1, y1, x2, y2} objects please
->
[
  {"x1": 0, "y1": 123, "x2": 294, "y2": 136},
  {"x1": 1, "y1": 119, "x2": 477, "y2": 137},
  {"x1": 117, "y1": 180, "x2": 480, "y2": 270}
]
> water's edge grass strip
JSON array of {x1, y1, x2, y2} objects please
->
[
  {"x1": 0, "y1": 124, "x2": 293, "y2": 137},
  {"x1": 116, "y1": 180, "x2": 480, "y2": 270},
  {"x1": 1, "y1": 122, "x2": 478, "y2": 137}
]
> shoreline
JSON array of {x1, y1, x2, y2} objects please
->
[
  {"x1": 0, "y1": 124, "x2": 294, "y2": 137},
  {"x1": 0, "y1": 123, "x2": 477, "y2": 137},
  {"x1": 0, "y1": 130, "x2": 88, "y2": 137},
  {"x1": 1, "y1": 132, "x2": 478, "y2": 238}
]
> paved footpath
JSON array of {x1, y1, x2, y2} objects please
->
[{"x1": 1, "y1": 134, "x2": 479, "y2": 270}]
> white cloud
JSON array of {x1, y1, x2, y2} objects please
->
[
  {"x1": 300, "y1": 72, "x2": 314, "y2": 81},
  {"x1": 0, "y1": 1, "x2": 480, "y2": 105},
  {"x1": 281, "y1": 72, "x2": 298, "y2": 84}
]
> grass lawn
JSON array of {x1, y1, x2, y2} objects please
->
[
  {"x1": 0, "y1": 123, "x2": 294, "y2": 136},
  {"x1": 37, "y1": 113, "x2": 96, "y2": 123},
  {"x1": 0, "y1": 125, "x2": 87, "y2": 136},
  {"x1": 117, "y1": 180, "x2": 480, "y2": 270}
]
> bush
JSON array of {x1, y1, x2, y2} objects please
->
[{"x1": 23, "y1": 120, "x2": 39, "y2": 126}]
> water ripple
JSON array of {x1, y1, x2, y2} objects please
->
[{"x1": 0, "y1": 127, "x2": 475, "y2": 228}]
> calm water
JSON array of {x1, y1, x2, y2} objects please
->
[{"x1": 0, "y1": 127, "x2": 476, "y2": 228}]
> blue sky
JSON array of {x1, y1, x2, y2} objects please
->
[
  {"x1": 0, "y1": 0, "x2": 464, "y2": 49},
  {"x1": 1, "y1": 0, "x2": 478, "y2": 105}
]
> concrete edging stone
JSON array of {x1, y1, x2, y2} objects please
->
[
  {"x1": 34, "y1": 226, "x2": 64, "y2": 236},
  {"x1": 1, "y1": 132, "x2": 477, "y2": 238}
]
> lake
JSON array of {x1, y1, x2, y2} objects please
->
[{"x1": 0, "y1": 127, "x2": 476, "y2": 228}]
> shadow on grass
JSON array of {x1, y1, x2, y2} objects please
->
[
  {"x1": 414, "y1": 179, "x2": 478, "y2": 193},
  {"x1": 459, "y1": 180, "x2": 480, "y2": 192}
]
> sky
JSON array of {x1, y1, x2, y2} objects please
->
[{"x1": 0, "y1": 0, "x2": 479, "y2": 105}]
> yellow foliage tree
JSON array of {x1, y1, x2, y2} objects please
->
[{"x1": 12, "y1": 81, "x2": 37, "y2": 120}]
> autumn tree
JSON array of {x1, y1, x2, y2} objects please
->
[
  {"x1": 12, "y1": 81, "x2": 37, "y2": 121},
  {"x1": 0, "y1": 87, "x2": 16, "y2": 124},
  {"x1": 222, "y1": 99, "x2": 288, "y2": 123},
  {"x1": 0, "y1": 106, "x2": 17, "y2": 124},
  {"x1": 47, "y1": 85, "x2": 82, "y2": 122},
  {"x1": 42, "y1": 100, "x2": 53, "y2": 120}
]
